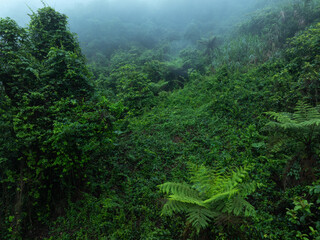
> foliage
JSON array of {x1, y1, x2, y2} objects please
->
[
  {"x1": 265, "y1": 101, "x2": 320, "y2": 184},
  {"x1": 159, "y1": 163, "x2": 257, "y2": 234},
  {"x1": 111, "y1": 64, "x2": 154, "y2": 114},
  {"x1": 239, "y1": 0, "x2": 320, "y2": 50},
  {"x1": 266, "y1": 101, "x2": 320, "y2": 138},
  {"x1": 3, "y1": 0, "x2": 320, "y2": 239},
  {"x1": 212, "y1": 34, "x2": 267, "y2": 68},
  {"x1": 0, "y1": 7, "x2": 120, "y2": 239},
  {"x1": 28, "y1": 6, "x2": 81, "y2": 60},
  {"x1": 286, "y1": 181, "x2": 320, "y2": 239},
  {"x1": 284, "y1": 22, "x2": 320, "y2": 105}
]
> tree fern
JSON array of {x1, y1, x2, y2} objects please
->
[
  {"x1": 266, "y1": 101, "x2": 320, "y2": 131},
  {"x1": 265, "y1": 101, "x2": 320, "y2": 183},
  {"x1": 159, "y1": 163, "x2": 257, "y2": 234},
  {"x1": 265, "y1": 101, "x2": 320, "y2": 148}
]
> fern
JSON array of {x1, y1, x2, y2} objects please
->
[
  {"x1": 186, "y1": 206, "x2": 216, "y2": 233},
  {"x1": 159, "y1": 164, "x2": 257, "y2": 234},
  {"x1": 159, "y1": 182, "x2": 200, "y2": 199},
  {"x1": 265, "y1": 101, "x2": 320, "y2": 183},
  {"x1": 266, "y1": 101, "x2": 320, "y2": 131},
  {"x1": 161, "y1": 199, "x2": 191, "y2": 216},
  {"x1": 265, "y1": 101, "x2": 320, "y2": 147}
]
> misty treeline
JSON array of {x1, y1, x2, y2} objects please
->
[
  {"x1": 67, "y1": 0, "x2": 269, "y2": 61},
  {"x1": 1, "y1": 0, "x2": 320, "y2": 239}
]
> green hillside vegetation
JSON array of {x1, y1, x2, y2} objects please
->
[{"x1": 2, "y1": 0, "x2": 320, "y2": 239}]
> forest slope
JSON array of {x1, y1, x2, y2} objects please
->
[{"x1": 1, "y1": 1, "x2": 320, "y2": 239}]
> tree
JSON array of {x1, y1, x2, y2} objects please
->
[
  {"x1": 0, "y1": 7, "x2": 119, "y2": 238},
  {"x1": 112, "y1": 64, "x2": 153, "y2": 114},
  {"x1": 199, "y1": 36, "x2": 218, "y2": 61},
  {"x1": 159, "y1": 163, "x2": 257, "y2": 236},
  {"x1": 28, "y1": 6, "x2": 80, "y2": 60}
]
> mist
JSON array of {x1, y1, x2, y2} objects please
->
[
  {"x1": 0, "y1": 0, "x2": 273, "y2": 60},
  {"x1": 0, "y1": 0, "x2": 268, "y2": 31}
]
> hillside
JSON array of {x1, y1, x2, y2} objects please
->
[{"x1": 1, "y1": 0, "x2": 320, "y2": 239}]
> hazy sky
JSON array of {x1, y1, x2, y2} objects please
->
[
  {"x1": 0, "y1": 0, "x2": 165, "y2": 23},
  {"x1": 0, "y1": 0, "x2": 89, "y2": 24},
  {"x1": 0, "y1": 0, "x2": 264, "y2": 26}
]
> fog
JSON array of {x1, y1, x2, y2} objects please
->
[
  {"x1": 0, "y1": 0, "x2": 80, "y2": 24},
  {"x1": 0, "y1": 0, "x2": 275, "y2": 60},
  {"x1": 0, "y1": 0, "x2": 266, "y2": 25}
]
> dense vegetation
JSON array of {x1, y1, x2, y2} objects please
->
[{"x1": 2, "y1": 0, "x2": 320, "y2": 239}]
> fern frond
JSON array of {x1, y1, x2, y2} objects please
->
[
  {"x1": 161, "y1": 199, "x2": 191, "y2": 216},
  {"x1": 229, "y1": 166, "x2": 248, "y2": 184},
  {"x1": 159, "y1": 182, "x2": 200, "y2": 199},
  {"x1": 243, "y1": 201, "x2": 256, "y2": 217},
  {"x1": 168, "y1": 194, "x2": 204, "y2": 207},
  {"x1": 159, "y1": 163, "x2": 257, "y2": 235},
  {"x1": 215, "y1": 166, "x2": 249, "y2": 194},
  {"x1": 204, "y1": 189, "x2": 239, "y2": 205},
  {"x1": 186, "y1": 206, "x2": 216, "y2": 234},
  {"x1": 293, "y1": 101, "x2": 320, "y2": 122},
  {"x1": 226, "y1": 195, "x2": 256, "y2": 217},
  {"x1": 297, "y1": 119, "x2": 320, "y2": 127},
  {"x1": 265, "y1": 101, "x2": 320, "y2": 144},
  {"x1": 265, "y1": 111, "x2": 294, "y2": 124},
  {"x1": 188, "y1": 163, "x2": 218, "y2": 193},
  {"x1": 238, "y1": 182, "x2": 257, "y2": 196}
]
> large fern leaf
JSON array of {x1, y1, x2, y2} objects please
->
[
  {"x1": 186, "y1": 206, "x2": 216, "y2": 234},
  {"x1": 159, "y1": 164, "x2": 257, "y2": 234},
  {"x1": 265, "y1": 101, "x2": 320, "y2": 144},
  {"x1": 159, "y1": 182, "x2": 200, "y2": 199},
  {"x1": 266, "y1": 101, "x2": 320, "y2": 130},
  {"x1": 161, "y1": 199, "x2": 191, "y2": 216}
]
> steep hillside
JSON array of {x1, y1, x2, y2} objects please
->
[
  {"x1": 46, "y1": 1, "x2": 320, "y2": 239},
  {"x1": 2, "y1": 0, "x2": 320, "y2": 239}
]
